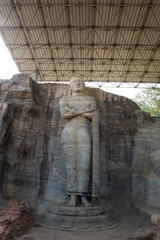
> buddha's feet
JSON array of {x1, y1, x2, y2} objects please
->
[
  {"x1": 67, "y1": 194, "x2": 76, "y2": 207},
  {"x1": 81, "y1": 196, "x2": 93, "y2": 207}
]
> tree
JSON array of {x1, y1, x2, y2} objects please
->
[{"x1": 132, "y1": 88, "x2": 160, "y2": 117}]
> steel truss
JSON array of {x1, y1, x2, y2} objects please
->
[{"x1": 0, "y1": 0, "x2": 160, "y2": 86}]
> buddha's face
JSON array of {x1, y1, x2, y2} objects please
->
[{"x1": 70, "y1": 78, "x2": 84, "y2": 93}]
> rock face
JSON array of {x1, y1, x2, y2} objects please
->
[{"x1": 0, "y1": 74, "x2": 160, "y2": 214}]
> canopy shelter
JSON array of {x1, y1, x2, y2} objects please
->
[{"x1": 0, "y1": 0, "x2": 160, "y2": 88}]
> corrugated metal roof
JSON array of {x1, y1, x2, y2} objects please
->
[{"x1": 0, "y1": 0, "x2": 160, "y2": 84}]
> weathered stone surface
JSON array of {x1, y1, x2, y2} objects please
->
[
  {"x1": 0, "y1": 73, "x2": 160, "y2": 216},
  {"x1": 150, "y1": 150, "x2": 160, "y2": 176},
  {"x1": 151, "y1": 215, "x2": 160, "y2": 226},
  {"x1": 131, "y1": 115, "x2": 160, "y2": 208}
]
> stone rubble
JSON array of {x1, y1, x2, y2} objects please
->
[
  {"x1": 151, "y1": 215, "x2": 160, "y2": 240},
  {"x1": 0, "y1": 199, "x2": 33, "y2": 240}
]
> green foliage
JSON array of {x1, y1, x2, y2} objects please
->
[{"x1": 132, "y1": 88, "x2": 160, "y2": 117}]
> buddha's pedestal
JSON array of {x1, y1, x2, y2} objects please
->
[{"x1": 35, "y1": 202, "x2": 118, "y2": 230}]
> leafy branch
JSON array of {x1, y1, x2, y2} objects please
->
[{"x1": 132, "y1": 88, "x2": 160, "y2": 117}]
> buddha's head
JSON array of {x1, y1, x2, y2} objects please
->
[{"x1": 70, "y1": 76, "x2": 85, "y2": 94}]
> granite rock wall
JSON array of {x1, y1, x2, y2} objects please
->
[{"x1": 0, "y1": 74, "x2": 160, "y2": 211}]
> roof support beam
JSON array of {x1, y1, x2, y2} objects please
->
[
  {"x1": 10, "y1": 0, "x2": 43, "y2": 80},
  {"x1": 0, "y1": 3, "x2": 160, "y2": 7}
]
